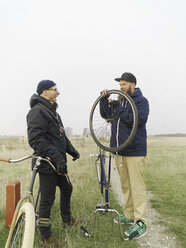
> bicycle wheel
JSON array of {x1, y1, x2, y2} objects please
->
[
  {"x1": 6, "y1": 202, "x2": 35, "y2": 248},
  {"x1": 89, "y1": 89, "x2": 138, "y2": 153}
]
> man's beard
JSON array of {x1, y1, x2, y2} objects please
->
[{"x1": 118, "y1": 86, "x2": 132, "y2": 101}]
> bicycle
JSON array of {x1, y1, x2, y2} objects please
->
[
  {"x1": 0, "y1": 155, "x2": 63, "y2": 248},
  {"x1": 80, "y1": 89, "x2": 138, "y2": 241}
]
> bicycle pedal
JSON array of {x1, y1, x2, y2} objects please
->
[
  {"x1": 96, "y1": 203, "x2": 104, "y2": 208},
  {"x1": 36, "y1": 218, "x2": 50, "y2": 227},
  {"x1": 96, "y1": 203, "x2": 109, "y2": 209},
  {"x1": 80, "y1": 226, "x2": 91, "y2": 237}
]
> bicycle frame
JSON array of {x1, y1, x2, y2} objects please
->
[
  {"x1": 90, "y1": 149, "x2": 128, "y2": 241},
  {"x1": 83, "y1": 89, "x2": 139, "y2": 241},
  {"x1": 95, "y1": 151, "x2": 111, "y2": 209}
]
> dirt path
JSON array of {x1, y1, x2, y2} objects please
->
[{"x1": 110, "y1": 163, "x2": 179, "y2": 248}]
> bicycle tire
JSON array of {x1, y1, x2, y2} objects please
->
[
  {"x1": 5, "y1": 202, "x2": 35, "y2": 248},
  {"x1": 89, "y1": 89, "x2": 138, "y2": 153}
]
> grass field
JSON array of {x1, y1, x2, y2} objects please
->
[
  {"x1": 0, "y1": 136, "x2": 186, "y2": 247},
  {"x1": 145, "y1": 136, "x2": 186, "y2": 247}
]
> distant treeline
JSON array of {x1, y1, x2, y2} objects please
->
[
  {"x1": 1, "y1": 133, "x2": 186, "y2": 139},
  {"x1": 153, "y1": 133, "x2": 186, "y2": 137}
]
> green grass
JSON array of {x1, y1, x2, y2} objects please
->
[
  {"x1": 0, "y1": 138, "x2": 139, "y2": 248},
  {"x1": 0, "y1": 136, "x2": 186, "y2": 247},
  {"x1": 145, "y1": 136, "x2": 186, "y2": 247}
]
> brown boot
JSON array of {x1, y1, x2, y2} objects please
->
[
  {"x1": 43, "y1": 234, "x2": 65, "y2": 247},
  {"x1": 62, "y1": 216, "x2": 86, "y2": 227}
]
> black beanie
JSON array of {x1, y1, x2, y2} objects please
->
[
  {"x1": 36, "y1": 80, "x2": 56, "y2": 95},
  {"x1": 115, "y1": 72, "x2": 137, "y2": 85}
]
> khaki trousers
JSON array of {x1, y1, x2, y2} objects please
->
[{"x1": 115, "y1": 155, "x2": 147, "y2": 225}]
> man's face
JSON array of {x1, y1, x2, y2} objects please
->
[
  {"x1": 119, "y1": 80, "x2": 135, "y2": 95},
  {"x1": 43, "y1": 86, "x2": 60, "y2": 103}
]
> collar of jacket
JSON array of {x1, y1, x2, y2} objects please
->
[
  {"x1": 130, "y1": 87, "x2": 143, "y2": 98},
  {"x1": 29, "y1": 93, "x2": 58, "y2": 112}
]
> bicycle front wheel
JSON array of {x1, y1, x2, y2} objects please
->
[
  {"x1": 89, "y1": 89, "x2": 138, "y2": 153},
  {"x1": 5, "y1": 202, "x2": 35, "y2": 248}
]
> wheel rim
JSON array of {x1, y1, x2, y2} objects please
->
[{"x1": 89, "y1": 89, "x2": 138, "y2": 152}]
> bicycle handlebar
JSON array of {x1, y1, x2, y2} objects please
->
[
  {"x1": 0, "y1": 155, "x2": 60, "y2": 175},
  {"x1": 0, "y1": 157, "x2": 11, "y2": 163},
  {"x1": 89, "y1": 153, "x2": 112, "y2": 158}
]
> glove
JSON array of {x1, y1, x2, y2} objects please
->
[
  {"x1": 72, "y1": 150, "x2": 80, "y2": 161},
  {"x1": 68, "y1": 146, "x2": 80, "y2": 161},
  {"x1": 56, "y1": 161, "x2": 67, "y2": 174}
]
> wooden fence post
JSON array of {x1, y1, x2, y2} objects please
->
[{"x1": 5, "y1": 180, "x2": 20, "y2": 227}]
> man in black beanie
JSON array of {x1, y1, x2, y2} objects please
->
[
  {"x1": 100, "y1": 72, "x2": 149, "y2": 240},
  {"x1": 27, "y1": 80, "x2": 81, "y2": 247}
]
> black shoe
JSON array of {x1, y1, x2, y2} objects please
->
[
  {"x1": 62, "y1": 216, "x2": 85, "y2": 227},
  {"x1": 43, "y1": 234, "x2": 66, "y2": 247}
]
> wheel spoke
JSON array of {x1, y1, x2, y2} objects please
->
[
  {"x1": 89, "y1": 90, "x2": 138, "y2": 152},
  {"x1": 10, "y1": 213, "x2": 25, "y2": 247}
]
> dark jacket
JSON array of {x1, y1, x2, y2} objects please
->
[
  {"x1": 100, "y1": 88, "x2": 149, "y2": 156},
  {"x1": 27, "y1": 94, "x2": 77, "y2": 174}
]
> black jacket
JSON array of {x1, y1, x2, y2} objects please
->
[{"x1": 27, "y1": 94, "x2": 77, "y2": 174}]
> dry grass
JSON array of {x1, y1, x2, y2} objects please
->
[
  {"x1": 0, "y1": 136, "x2": 140, "y2": 248},
  {"x1": 145, "y1": 136, "x2": 186, "y2": 247},
  {"x1": 0, "y1": 138, "x2": 33, "y2": 208},
  {"x1": 1, "y1": 136, "x2": 186, "y2": 247}
]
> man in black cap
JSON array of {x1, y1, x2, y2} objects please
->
[
  {"x1": 101, "y1": 72, "x2": 149, "y2": 240},
  {"x1": 27, "y1": 80, "x2": 81, "y2": 247}
]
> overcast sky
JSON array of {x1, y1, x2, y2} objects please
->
[{"x1": 0, "y1": 0, "x2": 186, "y2": 136}]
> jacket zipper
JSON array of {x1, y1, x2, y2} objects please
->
[
  {"x1": 116, "y1": 119, "x2": 120, "y2": 148},
  {"x1": 116, "y1": 100, "x2": 127, "y2": 149}
]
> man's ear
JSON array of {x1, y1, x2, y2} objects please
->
[
  {"x1": 40, "y1": 90, "x2": 47, "y2": 97},
  {"x1": 132, "y1": 83, "x2": 136, "y2": 90}
]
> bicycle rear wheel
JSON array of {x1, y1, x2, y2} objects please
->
[
  {"x1": 5, "y1": 202, "x2": 35, "y2": 248},
  {"x1": 89, "y1": 89, "x2": 138, "y2": 153}
]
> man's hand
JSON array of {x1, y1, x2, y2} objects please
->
[
  {"x1": 101, "y1": 89, "x2": 109, "y2": 97},
  {"x1": 56, "y1": 161, "x2": 67, "y2": 174},
  {"x1": 68, "y1": 147, "x2": 80, "y2": 161},
  {"x1": 101, "y1": 90, "x2": 113, "y2": 103},
  {"x1": 72, "y1": 150, "x2": 80, "y2": 161}
]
